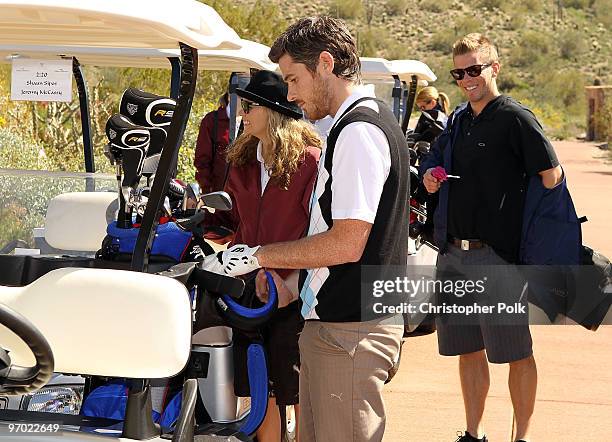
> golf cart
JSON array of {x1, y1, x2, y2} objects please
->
[
  {"x1": 360, "y1": 57, "x2": 436, "y2": 127},
  {"x1": 0, "y1": 1, "x2": 278, "y2": 440}
]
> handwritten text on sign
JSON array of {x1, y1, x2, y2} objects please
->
[{"x1": 11, "y1": 59, "x2": 72, "y2": 102}]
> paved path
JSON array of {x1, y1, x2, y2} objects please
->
[{"x1": 383, "y1": 141, "x2": 612, "y2": 442}]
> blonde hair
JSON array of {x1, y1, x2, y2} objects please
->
[
  {"x1": 416, "y1": 86, "x2": 451, "y2": 115},
  {"x1": 226, "y1": 108, "x2": 322, "y2": 190},
  {"x1": 452, "y1": 33, "x2": 499, "y2": 64}
]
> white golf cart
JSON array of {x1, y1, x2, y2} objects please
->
[{"x1": 0, "y1": 1, "x2": 277, "y2": 440}]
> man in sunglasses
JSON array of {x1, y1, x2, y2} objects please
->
[{"x1": 421, "y1": 34, "x2": 563, "y2": 442}]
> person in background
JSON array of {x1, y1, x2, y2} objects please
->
[
  {"x1": 413, "y1": 86, "x2": 450, "y2": 139},
  {"x1": 421, "y1": 33, "x2": 562, "y2": 442},
  {"x1": 194, "y1": 88, "x2": 230, "y2": 194},
  {"x1": 206, "y1": 69, "x2": 320, "y2": 442}
]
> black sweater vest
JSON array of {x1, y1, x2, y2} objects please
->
[{"x1": 299, "y1": 98, "x2": 410, "y2": 322}]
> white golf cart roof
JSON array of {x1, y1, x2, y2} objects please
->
[
  {"x1": 389, "y1": 59, "x2": 437, "y2": 84},
  {"x1": 0, "y1": 0, "x2": 242, "y2": 50},
  {"x1": 0, "y1": 40, "x2": 276, "y2": 71},
  {"x1": 360, "y1": 57, "x2": 394, "y2": 81},
  {"x1": 360, "y1": 57, "x2": 436, "y2": 86}
]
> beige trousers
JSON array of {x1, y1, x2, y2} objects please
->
[{"x1": 298, "y1": 316, "x2": 403, "y2": 442}]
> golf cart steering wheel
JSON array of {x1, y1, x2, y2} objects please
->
[{"x1": 0, "y1": 303, "x2": 54, "y2": 395}]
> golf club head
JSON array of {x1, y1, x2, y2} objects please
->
[
  {"x1": 163, "y1": 197, "x2": 173, "y2": 218},
  {"x1": 168, "y1": 179, "x2": 186, "y2": 212},
  {"x1": 181, "y1": 182, "x2": 201, "y2": 212},
  {"x1": 410, "y1": 166, "x2": 420, "y2": 197},
  {"x1": 201, "y1": 191, "x2": 233, "y2": 211},
  {"x1": 414, "y1": 141, "x2": 431, "y2": 156},
  {"x1": 130, "y1": 188, "x2": 150, "y2": 217},
  {"x1": 408, "y1": 148, "x2": 418, "y2": 166}
]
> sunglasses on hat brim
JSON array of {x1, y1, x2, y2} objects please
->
[{"x1": 449, "y1": 63, "x2": 492, "y2": 81}]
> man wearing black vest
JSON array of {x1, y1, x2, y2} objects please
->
[
  {"x1": 421, "y1": 34, "x2": 563, "y2": 442},
  {"x1": 202, "y1": 16, "x2": 409, "y2": 442}
]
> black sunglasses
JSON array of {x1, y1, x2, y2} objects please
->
[
  {"x1": 449, "y1": 63, "x2": 492, "y2": 80},
  {"x1": 241, "y1": 100, "x2": 262, "y2": 114}
]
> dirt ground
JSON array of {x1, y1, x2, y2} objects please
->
[{"x1": 382, "y1": 141, "x2": 612, "y2": 442}]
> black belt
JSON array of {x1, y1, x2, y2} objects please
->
[{"x1": 448, "y1": 236, "x2": 484, "y2": 250}]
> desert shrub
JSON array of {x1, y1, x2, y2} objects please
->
[
  {"x1": 561, "y1": 0, "x2": 590, "y2": 9},
  {"x1": 593, "y1": 97, "x2": 612, "y2": 142},
  {"x1": 454, "y1": 16, "x2": 482, "y2": 36},
  {"x1": 497, "y1": 69, "x2": 529, "y2": 92},
  {"x1": 203, "y1": 0, "x2": 287, "y2": 46},
  {"x1": 592, "y1": 0, "x2": 612, "y2": 27},
  {"x1": 513, "y1": 0, "x2": 543, "y2": 12},
  {"x1": 429, "y1": 16, "x2": 482, "y2": 52},
  {"x1": 506, "y1": 10, "x2": 526, "y2": 30},
  {"x1": 420, "y1": 0, "x2": 452, "y2": 13},
  {"x1": 386, "y1": 0, "x2": 409, "y2": 14},
  {"x1": 558, "y1": 30, "x2": 588, "y2": 60},
  {"x1": 329, "y1": 0, "x2": 364, "y2": 19},
  {"x1": 477, "y1": 0, "x2": 503, "y2": 9},
  {"x1": 357, "y1": 28, "x2": 389, "y2": 57},
  {"x1": 430, "y1": 32, "x2": 457, "y2": 53},
  {"x1": 534, "y1": 68, "x2": 586, "y2": 117},
  {"x1": 0, "y1": 128, "x2": 49, "y2": 170},
  {"x1": 384, "y1": 40, "x2": 410, "y2": 60},
  {"x1": 511, "y1": 31, "x2": 554, "y2": 67}
]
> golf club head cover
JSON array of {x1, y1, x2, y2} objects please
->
[
  {"x1": 120, "y1": 88, "x2": 176, "y2": 128},
  {"x1": 120, "y1": 88, "x2": 176, "y2": 175},
  {"x1": 106, "y1": 114, "x2": 150, "y2": 189}
]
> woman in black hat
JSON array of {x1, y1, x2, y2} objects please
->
[{"x1": 206, "y1": 70, "x2": 321, "y2": 441}]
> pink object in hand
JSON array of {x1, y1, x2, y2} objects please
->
[{"x1": 431, "y1": 166, "x2": 448, "y2": 181}]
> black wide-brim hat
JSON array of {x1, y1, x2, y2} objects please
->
[{"x1": 236, "y1": 70, "x2": 303, "y2": 120}]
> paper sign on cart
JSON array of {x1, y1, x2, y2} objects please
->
[{"x1": 10, "y1": 59, "x2": 72, "y2": 102}]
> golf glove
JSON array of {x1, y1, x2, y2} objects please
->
[{"x1": 201, "y1": 244, "x2": 261, "y2": 276}]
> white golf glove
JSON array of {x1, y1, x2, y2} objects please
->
[{"x1": 200, "y1": 244, "x2": 261, "y2": 277}]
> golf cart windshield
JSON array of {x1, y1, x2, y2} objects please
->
[{"x1": 0, "y1": 170, "x2": 117, "y2": 252}]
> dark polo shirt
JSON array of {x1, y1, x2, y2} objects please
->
[{"x1": 447, "y1": 95, "x2": 559, "y2": 263}]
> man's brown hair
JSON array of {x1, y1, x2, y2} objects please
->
[
  {"x1": 452, "y1": 33, "x2": 499, "y2": 63},
  {"x1": 269, "y1": 16, "x2": 361, "y2": 82}
]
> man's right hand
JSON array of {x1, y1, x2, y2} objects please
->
[
  {"x1": 423, "y1": 168, "x2": 442, "y2": 194},
  {"x1": 255, "y1": 269, "x2": 295, "y2": 308}
]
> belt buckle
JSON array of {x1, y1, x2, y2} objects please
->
[{"x1": 461, "y1": 239, "x2": 470, "y2": 251}]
